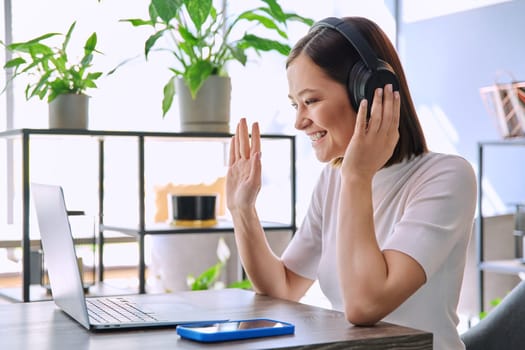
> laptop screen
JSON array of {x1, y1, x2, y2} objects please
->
[{"x1": 31, "y1": 183, "x2": 91, "y2": 329}]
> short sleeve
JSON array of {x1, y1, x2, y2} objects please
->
[{"x1": 383, "y1": 155, "x2": 477, "y2": 279}]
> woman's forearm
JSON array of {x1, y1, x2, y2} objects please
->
[
  {"x1": 231, "y1": 206, "x2": 299, "y2": 301},
  {"x1": 336, "y1": 175, "x2": 390, "y2": 324},
  {"x1": 337, "y1": 173, "x2": 426, "y2": 325}
]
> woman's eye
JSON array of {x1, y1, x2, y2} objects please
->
[
  {"x1": 290, "y1": 102, "x2": 298, "y2": 110},
  {"x1": 305, "y1": 98, "x2": 317, "y2": 105}
]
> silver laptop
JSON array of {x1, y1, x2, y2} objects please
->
[{"x1": 31, "y1": 182, "x2": 225, "y2": 331}]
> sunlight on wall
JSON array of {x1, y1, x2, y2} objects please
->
[
  {"x1": 417, "y1": 103, "x2": 507, "y2": 215},
  {"x1": 418, "y1": 104, "x2": 459, "y2": 156},
  {"x1": 402, "y1": 0, "x2": 511, "y2": 23}
]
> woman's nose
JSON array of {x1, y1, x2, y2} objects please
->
[{"x1": 294, "y1": 109, "x2": 310, "y2": 130}]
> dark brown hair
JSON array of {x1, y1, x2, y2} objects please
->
[{"x1": 287, "y1": 17, "x2": 427, "y2": 167}]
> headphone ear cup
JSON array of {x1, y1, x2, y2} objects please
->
[
  {"x1": 348, "y1": 59, "x2": 399, "y2": 119},
  {"x1": 348, "y1": 61, "x2": 370, "y2": 112}
]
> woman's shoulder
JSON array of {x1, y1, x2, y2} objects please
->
[
  {"x1": 410, "y1": 152, "x2": 477, "y2": 189},
  {"x1": 417, "y1": 152, "x2": 475, "y2": 175}
]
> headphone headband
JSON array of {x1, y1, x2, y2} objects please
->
[
  {"x1": 307, "y1": 17, "x2": 399, "y2": 118},
  {"x1": 309, "y1": 17, "x2": 379, "y2": 71}
]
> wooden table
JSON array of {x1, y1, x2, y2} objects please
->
[{"x1": 1, "y1": 289, "x2": 432, "y2": 349}]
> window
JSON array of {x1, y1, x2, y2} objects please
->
[{"x1": 1, "y1": 0, "x2": 397, "y2": 280}]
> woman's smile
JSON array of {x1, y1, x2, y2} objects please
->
[
  {"x1": 309, "y1": 131, "x2": 327, "y2": 142},
  {"x1": 287, "y1": 53, "x2": 356, "y2": 162}
]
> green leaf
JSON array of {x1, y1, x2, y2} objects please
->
[
  {"x1": 237, "y1": 12, "x2": 287, "y2": 39},
  {"x1": 7, "y1": 33, "x2": 60, "y2": 52},
  {"x1": 152, "y1": 0, "x2": 183, "y2": 23},
  {"x1": 184, "y1": 0, "x2": 212, "y2": 31},
  {"x1": 226, "y1": 44, "x2": 247, "y2": 66},
  {"x1": 84, "y1": 33, "x2": 98, "y2": 55},
  {"x1": 168, "y1": 67, "x2": 183, "y2": 76},
  {"x1": 9, "y1": 42, "x2": 53, "y2": 56},
  {"x1": 190, "y1": 261, "x2": 224, "y2": 290},
  {"x1": 239, "y1": 34, "x2": 290, "y2": 56},
  {"x1": 18, "y1": 60, "x2": 44, "y2": 75},
  {"x1": 209, "y1": 6, "x2": 217, "y2": 20},
  {"x1": 490, "y1": 297, "x2": 502, "y2": 307},
  {"x1": 227, "y1": 279, "x2": 252, "y2": 290},
  {"x1": 120, "y1": 18, "x2": 155, "y2": 27},
  {"x1": 80, "y1": 53, "x2": 93, "y2": 69},
  {"x1": 178, "y1": 26, "x2": 199, "y2": 46},
  {"x1": 184, "y1": 60, "x2": 213, "y2": 98},
  {"x1": 260, "y1": 0, "x2": 286, "y2": 23},
  {"x1": 145, "y1": 31, "x2": 165, "y2": 58},
  {"x1": 62, "y1": 21, "x2": 76, "y2": 53},
  {"x1": 479, "y1": 296, "x2": 504, "y2": 320},
  {"x1": 31, "y1": 70, "x2": 53, "y2": 100},
  {"x1": 284, "y1": 13, "x2": 315, "y2": 26},
  {"x1": 87, "y1": 72, "x2": 103, "y2": 80},
  {"x1": 83, "y1": 80, "x2": 98, "y2": 89},
  {"x1": 162, "y1": 76, "x2": 176, "y2": 117},
  {"x1": 4, "y1": 57, "x2": 26, "y2": 69}
]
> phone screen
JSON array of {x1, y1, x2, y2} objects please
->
[{"x1": 185, "y1": 320, "x2": 286, "y2": 334}]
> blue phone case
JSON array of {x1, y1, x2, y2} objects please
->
[{"x1": 176, "y1": 318, "x2": 295, "y2": 343}]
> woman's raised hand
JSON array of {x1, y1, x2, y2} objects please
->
[{"x1": 226, "y1": 118, "x2": 262, "y2": 213}]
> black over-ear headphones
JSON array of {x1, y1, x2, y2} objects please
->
[{"x1": 309, "y1": 17, "x2": 400, "y2": 117}]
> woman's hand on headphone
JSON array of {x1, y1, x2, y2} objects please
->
[{"x1": 341, "y1": 84, "x2": 400, "y2": 181}]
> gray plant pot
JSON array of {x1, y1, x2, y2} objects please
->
[
  {"x1": 48, "y1": 93, "x2": 89, "y2": 129},
  {"x1": 177, "y1": 76, "x2": 231, "y2": 133}
]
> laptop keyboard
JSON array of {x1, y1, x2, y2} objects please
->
[{"x1": 87, "y1": 297, "x2": 159, "y2": 324}]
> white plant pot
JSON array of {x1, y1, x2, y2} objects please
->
[
  {"x1": 48, "y1": 93, "x2": 89, "y2": 129},
  {"x1": 177, "y1": 76, "x2": 231, "y2": 133}
]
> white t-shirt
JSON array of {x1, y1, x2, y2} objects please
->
[{"x1": 282, "y1": 152, "x2": 477, "y2": 350}]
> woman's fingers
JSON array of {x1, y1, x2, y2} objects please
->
[
  {"x1": 231, "y1": 118, "x2": 261, "y2": 163},
  {"x1": 235, "y1": 122, "x2": 242, "y2": 159},
  {"x1": 368, "y1": 87, "x2": 383, "y2": 133},
  {"x1": 391, "y1": 91, "x2": 401, "y2": 135},
  {"x1": 238, "y1": 118, "x2": 250, "y2": 159},
  {"x1": 228, "y1": 135, "x2": 236, "y2": 166},
  {"x1": 354, "y1": 99, "x2": 368, "y2": 135},
  {"x1": 381, "y1": 84, "x2": 394, "y2": 132},
  {"x1": 251, "y1": 122, "x2": 261, "y2": 156}
]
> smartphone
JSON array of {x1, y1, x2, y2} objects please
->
[{"x1": 176, "y1": 318, "x2": 295, "y2": 343}]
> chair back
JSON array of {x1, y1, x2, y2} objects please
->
[{"x1": 461, "y1": 281, "x2": 525, "y2": 349}]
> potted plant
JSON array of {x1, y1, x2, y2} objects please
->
[
  {"x1": 122, "y1": 0, "x2": 313, "y2": 132},
  {"x1": 1, "y1": 21, "x2": 103, "y2": 129},
  {"x1": 187, "y1": 237, "x2": 252, "y2": 291}
]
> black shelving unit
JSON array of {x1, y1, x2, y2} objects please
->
[
  {"x1": 477, "y1": 138, "x2": 525, "y2": 312},
  {"x1": 0, "y1": 129, "x2": 297, "y2": 302}
]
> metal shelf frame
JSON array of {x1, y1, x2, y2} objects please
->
[
  {"x1": 0, "y1": 128, "x2": 297, "y2": 302},
  {"x1": 477, "y1": 138, "x2": 525, "y2": 312}
]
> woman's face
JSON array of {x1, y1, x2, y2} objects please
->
[{"x1": 287, "y1": 53, "x2": 356, "y2": 163}]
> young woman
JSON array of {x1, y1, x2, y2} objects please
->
[{"x1": 226, "y1": 16, "x2": 476, "y2": 350}]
